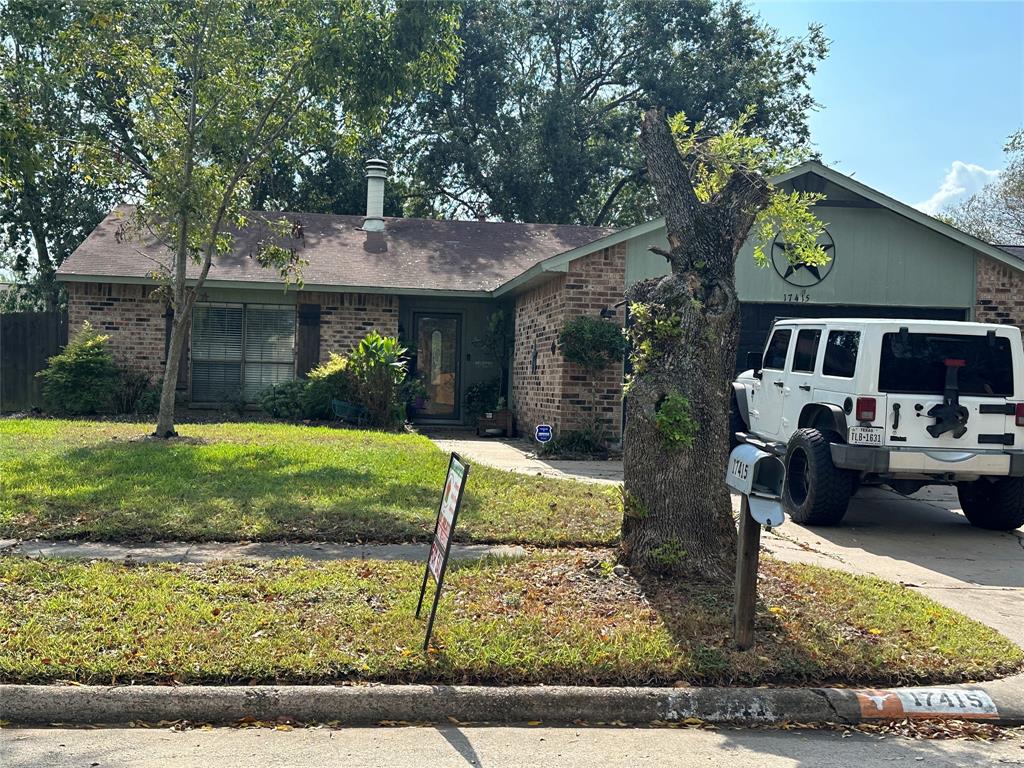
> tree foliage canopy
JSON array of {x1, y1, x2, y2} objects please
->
[
  {"x1": 63, "y1": 0, "x2": 460, "y2": 435},
  {"x1": 945, "y1": 129, "x2": 1024, "y2": 245},
  {"x1": 401, "y1": 0, "x2": 827, "y2": 225},
  {"x1": 0, "y1": 0, "x2": 124, "y2": 309}
]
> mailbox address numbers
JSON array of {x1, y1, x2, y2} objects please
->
[{"x1": 730, "y1": 456, "x2": 751, "y2": 482}]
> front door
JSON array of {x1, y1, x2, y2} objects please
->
[{"x1": 414, "y1": 313, "x2": 461, "y2": 420}]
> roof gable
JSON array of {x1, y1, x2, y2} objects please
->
[{"x1": 775, "y1": 161, "x2": 1023, "y2": 272}]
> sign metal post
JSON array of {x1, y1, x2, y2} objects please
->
[{"x1": 416, "y1": 452, "x2": 470, "y2": 651}]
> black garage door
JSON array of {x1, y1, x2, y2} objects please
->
[{"x1": 736, "y1": 303, "x2": 969, "y2": 372}]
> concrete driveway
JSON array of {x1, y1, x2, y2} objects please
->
[{"x1": 760, "y1": 485, "x2": 1024, "y2": 648}]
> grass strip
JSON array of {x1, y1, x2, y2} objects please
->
[{"x1": 1, "y1": 552, "x2": 1019, "y2": 687}]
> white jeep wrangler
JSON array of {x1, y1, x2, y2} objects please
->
[{"x1": 732, "y1": 319, "x2": 1024, "y2": 530}]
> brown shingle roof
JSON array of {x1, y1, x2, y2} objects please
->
[
  {"x1": 998, "y1": 245, "x2": 1024, "y2": 263},
  {"x1": 57, "y1": 206, "x2": 614, "y2": 294}
]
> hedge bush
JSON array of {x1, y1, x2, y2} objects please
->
[
  {"x1": 259, "y1": 380, "x2": 307, "y2": 421},
  {"x1": 301, "y1": 353, "x2": 358, "y2": 420},
  {"x1": 37, "y1": 322, "x2": 120, "y2": 415}
]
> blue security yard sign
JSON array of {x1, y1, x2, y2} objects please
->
[{"x1": 535, "y1": 424, "x2": 553, "y2": 443}]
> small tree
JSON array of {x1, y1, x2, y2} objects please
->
[
  {"x1": 621, "y1": 107, "x2": 827, "y2": 580},
  {"x1": 72, "y1": 0, "x2": 459, "y2": 437}
]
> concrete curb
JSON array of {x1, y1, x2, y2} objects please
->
[{"x1": 2, "y1": 678, "x2": 1022, "y2": 727}]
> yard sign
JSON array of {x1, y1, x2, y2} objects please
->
[{"x1": 416, "y1": 452, "x2": 470, "y2": 650}]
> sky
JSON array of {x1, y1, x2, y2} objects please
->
[{"x1": 752, "y1": 0, "x2": 1023, "y2": 215}]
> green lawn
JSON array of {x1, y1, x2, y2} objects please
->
[
  {"x1": 0, "y1": 419, "x2": 620, "y2": 545},
  {"x1": 1, "y1": 552, "x2": 1019, "y2": 687}
]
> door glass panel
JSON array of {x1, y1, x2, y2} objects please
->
[
  {"x1": 416, "y1": 315, "x2": 459, "y2": 418},
  {"x1": 792, "y1": 329, "x2": 821, "y2": 373},
  {"x1": 763, "y1": 329, "x2": 792, "y2": 370}
]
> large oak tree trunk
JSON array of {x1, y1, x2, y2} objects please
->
[
  {"x1": 620, "y1": 273, "x2": 740, "y2": 581},
  {"x1": 620, "y1": 107, "x2": 771, "y2": 581}
]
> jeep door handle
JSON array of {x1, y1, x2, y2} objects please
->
[
  {"x1": 773, "y1": 381, "x2": 784, "y2": 388},
  {"x1": 798, "y1": 384, "x2": 811, "y2": 391}
]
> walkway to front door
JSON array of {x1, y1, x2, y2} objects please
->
[{"x1": 422, "y1": 430, "x2": 622, "y2": 485}]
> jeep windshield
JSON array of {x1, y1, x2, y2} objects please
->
[{"x1": 878, "y1": 332, "x2": 1014, "y2": 396}]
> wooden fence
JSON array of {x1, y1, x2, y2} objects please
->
[{"x1": 0, "y1": 310, "x2": 68, "y2": 412}]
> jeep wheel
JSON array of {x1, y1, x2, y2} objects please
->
[
  {"x1": 957, "y1": 478, "x2": 1024, "y2": 531},
  {"x1": 783, "y1": 428, "x2": 853, "y2": 526}
]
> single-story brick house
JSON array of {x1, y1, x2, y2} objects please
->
[{"x1": 57, "y1": 160, "x2": 1024, "y2": 439}]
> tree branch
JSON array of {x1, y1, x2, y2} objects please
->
[{"x1": 638, "y1": 107, "x2": 700, "y2": 268}]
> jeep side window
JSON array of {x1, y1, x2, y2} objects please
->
[
  {"x1": 792, "y1": 329, "x2": 821, "y2": 373},
  {"x1": 763, "y1": 329, "x2": 792, "y2": 370},
  {"x1": 823, "y1": 331, "x2": 859, "y2": 378}
]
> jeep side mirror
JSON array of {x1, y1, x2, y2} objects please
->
[{"x1": 746, "y1": 351, "x2": 763, "y2": 378}]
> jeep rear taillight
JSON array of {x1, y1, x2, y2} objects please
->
[
  {"x1": 1016, "y1": 403, "x2": 1024, "y2": 427},
  {"x1": 855, "y1": 397, "x2": 877, "y2": 422}
]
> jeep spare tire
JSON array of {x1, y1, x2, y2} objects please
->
[
  {"x1": 957, "y1": 477, "x2": 1024, "y2": 531},
  {"x1": 783, "y1": 428, "x2": 853, "y2": 526}
]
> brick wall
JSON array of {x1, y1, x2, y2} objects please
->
[
  {"x1": 561, "y1": 244, "x2": 627, "y2": 436},
  {"x1": 511, "y1": 243, "x2": 626, "y2": 440},
  {"x1": 511, "y1": 274, "x2": 568, "y2": 435},
  {"x1": 299, "y1": 291, "x2": 400, "y2": 362},
  {"x1": 975, "y1": 255, "x2": 1024, "y2": 329},
  {"x1": 66, "y1": 282, "x2": 167, "y2": 380}
]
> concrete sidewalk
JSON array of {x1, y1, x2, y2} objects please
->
[
  {"x1": 0, "y1": 539, "x2": 526, "y2": 564},
  {"x1": 426, "y1": 433, "x2": 623, "y2": 485}
]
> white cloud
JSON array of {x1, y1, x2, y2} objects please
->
[{"x1": 915, "y1": 161, "x2": 1000, "y2": 215}]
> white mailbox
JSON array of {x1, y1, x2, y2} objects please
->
[{"x1": 726, "y1": 444, "x2": 785, "y2": 529}]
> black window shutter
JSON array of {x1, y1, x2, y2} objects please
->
[
  {"x1": 163, "y1": 308, "x2": 173, "y2": 362},
  {"x1": 163, "y1": 307, "x2": 190, "y2": 389},
  {"x1": 296, "y1": 303, "x2": 321, "y2": 378}
]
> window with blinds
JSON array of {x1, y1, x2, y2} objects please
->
[{"x1": 191, "y1": 303, "x2": 295, "y2": 403}]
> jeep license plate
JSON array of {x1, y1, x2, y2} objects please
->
[{"x1": 849, "y1": 426, "x2": 883, "y2": 446}]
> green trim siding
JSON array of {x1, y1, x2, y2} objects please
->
[{"x1": 625, "y1": 206, "x2": 978, "y2": 311}]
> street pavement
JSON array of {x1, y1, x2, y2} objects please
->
[{"x1": 3, "y1": 725, "x2": 1022, "y2": 768}]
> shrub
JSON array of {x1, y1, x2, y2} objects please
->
[
  {"x1": 556, "y1": 315, "x2": 627, "y2": 452},
  {"x1": 538, "y1": 426, "x2": 609, "y2": 459},
  {"x1": 558, "y1": 315, "x2": 627, "y2": 373},
  {"x1": 114, "y1": 367, "x2": 152, "y2": 414},
  {"x1": 464, "y1": 377, "x2": 501, "y2": 420},
  {"x1": 302, "y1": 353, "x2": 357, "y2": 420},
  {"x1": 37, "y1": 322, "x2": 120, "y2": 415},
  {"x1": 135, "y1": 380, "x2": 163, "y2": 415},
  {"x1": 347, "y1": 332, "x2": 408, "y2": 428},
  {"x1": 259, "y1": 380, "x2": 307, "y2": 421}
]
